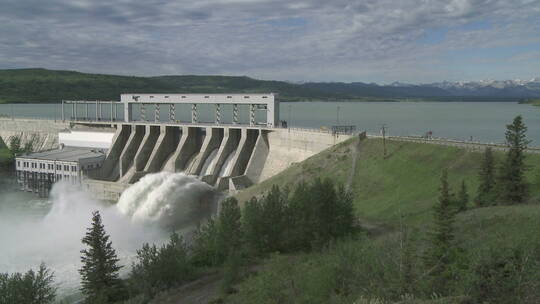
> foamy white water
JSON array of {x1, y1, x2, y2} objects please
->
[
  {"x1": 117, "y1": 172, "x2": 215, "y2": 228},
  {"x1": 0, "y1": 172, "x2": 217, "y2": 298}
]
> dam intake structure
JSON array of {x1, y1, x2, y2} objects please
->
[{"x1": 2, "y1": 93, "x2": 355, "y2": 200}]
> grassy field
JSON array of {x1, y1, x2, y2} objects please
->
[{"x1": 237, "y1": 138, "x2": 540, "y2": 226}]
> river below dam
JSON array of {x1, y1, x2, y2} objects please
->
[
  {"x1": 0, "y1": 171, "x2": 219, "y2": 299},
  {"x1": 1, "y1": 101, "x2": 539, "y2": 145}
]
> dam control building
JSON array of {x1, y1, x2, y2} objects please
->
[
  {"x1": 15, "y1": 147, "x2": 106, "y2": 197},
  {"x1": 10, "y1": 93, "x2": 354, "y2": 200}
]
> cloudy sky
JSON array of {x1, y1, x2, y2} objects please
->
[{"x1": 1, "y1": 0, "x2": 539, "y2": 83}]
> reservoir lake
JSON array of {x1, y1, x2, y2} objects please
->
[{"x1": 0, "y1": 101, "x2": 539, "y2": 146}]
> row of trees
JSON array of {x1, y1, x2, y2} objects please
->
[
  {"x1": 191, "y1": 179, "x2": 355, "y2": 268},
  {"x1": 0, "y1": 264, "x2": 56, "y2": 304},
  {"x1": 76, "y1": 178, "x2": 356, "y2": 303},
  {"x1": 476, "y1": 115, "x2": 532, "y2": 206}
]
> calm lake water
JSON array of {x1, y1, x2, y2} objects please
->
[{"x1": 0, "y1": 101, "x2": 538, "y2": 146}]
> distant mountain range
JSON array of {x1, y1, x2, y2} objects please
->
[
  {"x1": 0, "y1": 68, "x2": 538, "y2": 103},
  {"x1": 302, "y1": 78, "x2": 540, "y2": 99}
]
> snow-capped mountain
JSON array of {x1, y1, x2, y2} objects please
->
[
  {"x1": 426, "y1": 78, "x2": 540, "y2": 97},
  {"x1": 431, "y1": 78, "x2": 540, "y2": 89},
  {"x1": 302, "y1": 77, "x2": 540, "y2": 99}
]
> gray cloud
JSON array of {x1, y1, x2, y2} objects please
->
[{"x1": 1, "y1": 0, "x2": 539, "y2": 82}]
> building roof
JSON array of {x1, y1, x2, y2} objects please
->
[{"x1": 17, "y1": 146, "x2": 106, "y2": 162}]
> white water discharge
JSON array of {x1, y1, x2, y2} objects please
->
[
  {"x1": 117, "y1": 172, "x2": 215, "y2": 228},
  {"x1": 184, "y1": 152, "x2": 199, "y2": 175},
  {"x1": 219, "y1": 149, "x2": 237, "y2": 177},
  {"x1": 200, "y1": 149, "x2": 219, "y2": 177},
  {"x1": 0, "y1": 172, "x2": 216, "y2": 297}
]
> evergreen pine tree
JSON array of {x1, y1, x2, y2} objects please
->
[
  {"x1": 424, "y1": 169, "x2": 457, "y2": 295},
  {"x1": 498, "y1": 115, "x2": 530, "y2": 204},
  {"x1": 335, "y1": 183, "x2": 355, "y2": 236},
  {"x1": 129, "y1": 233, "x2": 192, "y2": 298},
  {"x1": 8, "y1": 136, "x2": 22, "y2": 155},
  {"x1": 216, "y1": 197, "x2": 242, "y2": 261},
  {"x1": 242, "y1": 197, "x2": 265, "y2": 255},
  {"x1": 259, "y1": 185, "x2": 287, "y2": 253},
  {"x1": 191, "y1": 218, "x2": 220, "y2": 266},
  {"x1": 456, "y1": 180, "x2": 469, "y2": 212},
  {"x1": 287, "y1": 181, "x2": 312, "y2": 250},
  {"x1": 475, "y1": 147, "x2": 496, "y2": 207},
  {"x1": 79, "y1": 211, "x2": 125, "y2": 303}
]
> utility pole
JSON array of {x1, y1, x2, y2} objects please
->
[{"x1": 381, "y1": 124, "x2": 387, "y2": 159}]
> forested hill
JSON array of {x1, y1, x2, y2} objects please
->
[
  {"x1": 0, "y1": 68, "x2": 341, "y2": 103},
  {"x1": 0, "y1": 68, "x2": 536, "y2": 103}
]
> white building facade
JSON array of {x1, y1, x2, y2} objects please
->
[{"x1": 15, "y1": 138, "x2": 110, "y2": 197}]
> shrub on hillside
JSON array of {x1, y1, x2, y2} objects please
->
[
  {"x1": 468, "y1": 246, "x2": 540, "y2": 304},
  {"x1": 129, "y1": 232, "x2": 193, "y2": 299},
  {"x1": 191, "y1": 197, "x2": 242, "y2": 267},
  {"x1": 286, "y1": 178, "x2": 355, "y2": 251}
]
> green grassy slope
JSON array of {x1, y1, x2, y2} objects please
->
[
  {"x1": 0, "y1": 68, "x2": 341, "y2": 103},
  {"x1": 227, "y1": 138, "x2": 540, "y2": 304},
  {"x1": 236, "y1": 138, "x2": 540, "y2": 226}
]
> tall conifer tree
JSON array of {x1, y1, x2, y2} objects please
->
[
  {"x1": 424, "y1": 170, "x2": 457, "y2": 295},
  {"x1": 242, "y1": 197, "x2": 265, "y2": 255},
  {"x1": 475, "y1": 147, "x2": 496, "y2": 206},
  {"x1": 79, "y1": 211, "x2": 124, "y2": 303},
  {"x1": 259, "y1": 185, "x2": 287, "y2": 253},
  {"x1": 498, "y1": 115, "x2": 530, "y2": 204},
  {"x1": 456, "y1": 180, "x2": 469, "y2": 212},
  {"x1": 216, "y1": 197, "x2": 242, "y2": 261}
]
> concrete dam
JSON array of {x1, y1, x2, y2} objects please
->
[{"x1": 2, "y1": 93, "x2": 354, "y2": 200}]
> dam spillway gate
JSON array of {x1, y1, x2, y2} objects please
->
[
  {"x1": 89, "y1": 123, "x2": 269, "y2": 191},
  {"x1": 67, "y1": 93, "x2": 281, "y2": 193}
]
